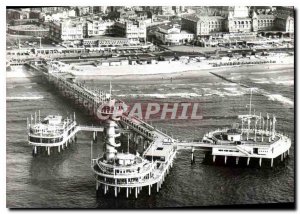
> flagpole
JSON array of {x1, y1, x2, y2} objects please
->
[
  {"x1": 249, "y1": 88, "x2": 253, "y2": 115},
  {"x1": 262, "y1": 117, "x2": 264, "y2": 142},
  {"x1": 266, "y1": 113, "x2": 269, "y2": 135},
  {"x1": 91, "y1": 140, "x2": 93, "y2": 167},
  {"x1": 254, "y1": 118, "x2": 257, "y2": 142},
  {"x1": 127, "y1": 134, "x2": 129, "y2": 154}
]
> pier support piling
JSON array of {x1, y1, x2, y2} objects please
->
[
  {"x1": 191, "y1": 147, "x2": 195, "y2": 164},
  {"x1": 135, "y1": 187, "x2": 138, "y2": 198},
  {"x1": 58, "y1": 146, "x2": 60, "y2": 153},
  {"x1": 213, "y1": 155, "x2": 216, "y2": 163},
  {"x1": 224, "y1": 156, "x2": 227, "y2": 165},
  {"x1": 271, "y1": 158, "x2": 274, "y2": 167},
  {"x1": 236, "y1": 157, "x2": 239, "y2": 165},
  {"x1": 247, "y1": 157, "x2": 250, "y2": 166},
  {"x1": 149, "y1": 185, "x2": 151, "y2": 196},
  {"x1": 287, "y1": 149, "x2": 289, "y2": 156},
  {"x1": 281, "y1": 154, "x2": 283, "y2": 162},
  {"x1": 126, "y1": 188, "x2": 129, "y2": 198},
  {"x1": 259, "y1": 158, "x2": 262, "y2": 167},
  {"x1": 47, "y1": 147, "x2": 50, "y2": 156}
]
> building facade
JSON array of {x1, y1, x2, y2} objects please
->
[
  {"x1": 114, "y1": 20, "x2": 146, "y2": 42},
  {"x1": 49, "y1": 19, "x2": 84, "y2": 42},
  {"x1": 86, "y1": 18, "x2": 115, "y2": 37},
  {"x1": 181, "y1": 6, "x2": 294, "y2": 39},
  {"x1": 8, "y1": 24, "x2": 49, "y2": 37},
  {"x1": 43, "y1": 9, "x2": 76, "y2": 22},
  {"x1": 182, "y1": 14, "x2": 225, "y2": 36},
  {"x1": 155, "y1": 24, "x2": 194, "y2": 45},
  {"x1": 7, "y1": 9, "x2": 29, "y2": 20}
]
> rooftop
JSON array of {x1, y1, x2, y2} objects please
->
[
  {"x1": 183, "y1": 14, "x2": 225, "y2": 22},
  {"x1": 85, "y1": 35, "x2": 129, "y2": 41},
  {"x1": 257, "y1": 14, "x2": 276, "y2": 19},
  {"x1": 8, "y1": 24, "x2": 48, "y2": 31},
  {"x1": 158, "y1": 24, "x2": 179, "y2": 31}
]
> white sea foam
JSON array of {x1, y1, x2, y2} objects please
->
[
  {"x1": 6, "y1": 96, "x2": 44, "y2": 101},
  {"x1": 254, "y1": 79, "x2": 294, "y2": 86},
  {"x1": 266, "y1": 94, "x2": 294, "y2": 106},
  {"x1": 254, "y1": 81, "x2": 271, "y2": 84},
  {"x1": 117, "y1": 93, "x2": 202, "y2": 99},
  {"x1": 272, "y1": 80, "x2": 294, "y2": 86}
]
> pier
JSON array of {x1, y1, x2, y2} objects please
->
[{"x1": 26, "y1": 60, "x2": 292, "y2": 198}]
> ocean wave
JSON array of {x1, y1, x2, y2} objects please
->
[
  {"x1": 6, "y1": 96, "x2": 44, "y2": 101},
  {"x1": 254, "y1": 80, "x2": 294, "y2": 86},
  {"x1": 117, "y1": 93, "x2": 202, "y2": 99},
  {"x1": 266, "y1": 94, "x2": 294, "y2": 106},
  {"x1": 272, "y1": 80, "x2": 294, "y2": 86}
]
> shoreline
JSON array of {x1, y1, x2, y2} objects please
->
[
  {"x1": 6, "y1": 60, "x2": 294, "y2": 81},
  {"x1": 74, "y1": 62, "x2": 294, "y2": 81}
]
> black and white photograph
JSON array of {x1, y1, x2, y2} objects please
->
[{"x1": 4, "y1": 3, "x2": 295, "y2": 210}]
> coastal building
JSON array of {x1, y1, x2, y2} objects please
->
[
  {"x1": 160, "y1": 6, "x2": 175, "y2": 15},
  {"x1": 29, "y1": 10, "x2": 44, "y2": 19},
  {"x1": 172, "y1": 6, "x2": 185, "y2": 14},
  {"x1": 86, "y1": 17, "x2": 115, "y2": 37},
  {"x1": 114, "y1": 20, "x2": 146, "y2": 43},
  {"x1": 76, "y1": 6, "x2": 94, "y2": 16},
  {"x1": 7, "y1": 24, "x2": 49, "y2": 37},
  {"x1": 81, "y1": 36, "x2": 131, "y2": 47},
  {"x1": 49, "y1": 19, "x2": 84, "y2": 43},
  {"x1": 182, "y1": 14, "x2": 225, "y2": 36},
  {"x1": 181, "y1": 6, "x2": 294, "y2": 39},
  {"x1": 6, "y1": 9, "x2": 30, "y2": 20},
  {"x1": 40, "y1": 7, "x2": 68, "y2": 13},
  {"x1": 43, "y1": 9, "x2": 76, "y2": 22},
  {"x1": 93, "y1": 6, "x2": 108, "y2": 14},
  {"x1": 48, "y1": 16, "x2": 147, "y2": 46},
  {"x1": 155, "y1": 24, "x2": 194, "y2": 45},
  {"x1": 11, "y1": 19, "x2": 40, "y2": 26}
]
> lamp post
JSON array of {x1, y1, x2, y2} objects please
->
[{"x1": 35, "y1": 36, "x2": 42, "y2": 48}]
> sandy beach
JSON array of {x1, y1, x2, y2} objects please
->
[
  {"x1": 6, "y1": 55, "x2": 294, "y2": 82},
  {"x1": 74, "y1": 62, "x2": 294, "y2": 81},
  {"x1": 69, "y1": 55, "x2": 294, "y2": 80}
]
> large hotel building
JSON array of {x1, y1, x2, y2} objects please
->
[{"x1": 181, "y1": 6, "x2": 294, "y2": 39}]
